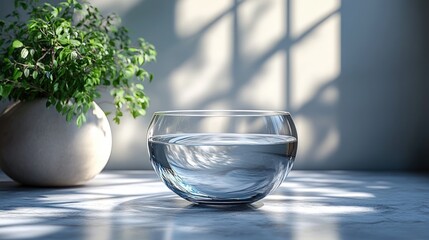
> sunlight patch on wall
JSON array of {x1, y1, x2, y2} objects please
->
[
  {"x1": 291, "y1": 12, "x2": 340, "y2": 110},
  {"x1": 172, "y1": 0, "x2": 286, "y2": 110},
  {"x1": 237, "y1": 0, "x2": 286, "y2": 109},
  {"x1": 291, "y1": 0, "x2": 341, "y2": 163},
  {"x1": 238, "y1": 52, "x2": 286, "y2": 109},
  {"x1": 239, "y1": 0, "x2": 286, "y2": 58},
  {"x1": 175, "y1": 0, "x2": 231, "y2": 38},
  {"x1": 170, "y1": 2, "x2": 232, "y2": 108},
  {"x1": 291, "y1": 0, "x2": 340, "y2": 38}
]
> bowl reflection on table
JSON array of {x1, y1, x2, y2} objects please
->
[{"x1": 147, "y1": 110, "x2": 298, "y2": 204}]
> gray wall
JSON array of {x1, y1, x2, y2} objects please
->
[
  {"x1": 1, "y1": 0, "x2": 428, "y2": 171},
  {"x1": 332, "y1": 0, "x2": 428, "y2": 170},
  {"x1": 423, "y1": 0, "x2": 429, "y2": 171}
]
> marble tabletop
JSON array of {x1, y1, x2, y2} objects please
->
[{"x1": 0, "y1": 171, "x2": 428, "y2": 240}]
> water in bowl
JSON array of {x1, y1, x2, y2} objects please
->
[{"x1": 148, "y1": 133, "x2": 297, "y2": 204}]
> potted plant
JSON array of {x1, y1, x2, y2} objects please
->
[{"x1": 0, "y1": 0, "x2": 156, "y2": 186}]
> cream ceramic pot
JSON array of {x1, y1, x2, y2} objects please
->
[{"x1": 0, "y1": 99, "x2": 112, "y2": 186}]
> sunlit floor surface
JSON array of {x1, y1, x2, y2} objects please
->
[{"x1": 0, "y1": 171, "x2": 428, "y2": 240}]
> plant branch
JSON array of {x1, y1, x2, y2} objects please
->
[
  {"x1": 2, "y1": 78, "x2": 47, "y2": 93},
  {"x1": 36, "y1": 48, "x2": 51, "y2": 63}
]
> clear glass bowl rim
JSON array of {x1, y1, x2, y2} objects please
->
[{"x1": 153, "y1": 110, "x2": 291, "y2": 117}]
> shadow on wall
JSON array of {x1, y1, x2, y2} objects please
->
[
  {"x1": 295, "y1": 0, "x2": 428, "y2": 170},
  {"x1": 1, "y1": 0, "x2": 428, "y2": 170},
  {"x1": 104, "y1": 0, "x2": 429, "y2": 170}
]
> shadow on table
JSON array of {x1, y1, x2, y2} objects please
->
[
  {"x1": 111, "y1": 193, "x2": 278, "y2": 240},
  {"x1": 0, "y1": 172, "x2": 158, "y2": 240}
]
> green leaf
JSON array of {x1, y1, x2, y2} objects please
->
[
  {"x1": 36, "y1": 62, "x2": 45, "y2": 70},
  {"x1": 32, "y1": 71, "x2": 38, "y2": 79},
  {"x1": 51, "y1": 8, "x2": 59, "y2": 18},
  {"x1": 135, "y1": 84, "x2": 144, "y2": 90},
  {"x1": 20, "y1": 2, "x2": 28, "y2": 10},
  {"x1": 71, "y1": 51, "x2": 77, "y2": 59},
  {"x1": 137, "y1": 55, "x2": 144, "y2": 65},
  {"x1": 12, "y1": 40, "x2": 23, "y2": 48},
  {"x1": 75, "y1": 3, "x2": 83, "y2": 10},
  {"x1": 55, "y1": 26, "x2": 63, "y2": 36},
  {"x1": 60, "y1": 2, "x2": 70, "y2": 8},
  {"x1": 53, "y1": 83, "x2": 59, "y2": 92},
  {"x1": 24, "y1": 68, "x2": 30, "y2": 77},
  {"x1": 76, "y1": 115, "x2": 82, "y2": 127},
  {"x1": 70, "y1": 39, "x2": 81, "y2": 46},
  {"x1": 131, "y1": 110, "x2": 139, "y2": 118},
  {"x1": 113, "y1": 116, "x2": 120, "y2": 124},
  {"x1": 1, "y1": 85, "x2": 13, "y2": 98},
  {"x1": 59, "y1": 50, "x2": 66, "y2": 61},
  {"x1": 66, "y1": 110, "x2": 74, "y2": 122},
  {"x1": 20, "y1": 48, "x2": 29, "y2": 59},
  {"x1": 76, "y1": 113, "x2": 86, "y2": 127},
  {"x1": 137, "y1": 109, "x2": 146, "y2": 116},
  {"x1": 58, "y1": 38, "x2": 69, "y2": 45},
  {"x1": 124, "y1": 65, "x2": 135, "y2": 78},
  {"x1": 13, "y1": 69, "x2": 23, "y2": 80},
  {"x1": 55, "y1": 102, "x2": 62, "y2": 112}
]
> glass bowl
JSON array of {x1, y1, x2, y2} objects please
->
[{"x1": 147, "y1": 110, "x2": 298, "y2": 204}]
